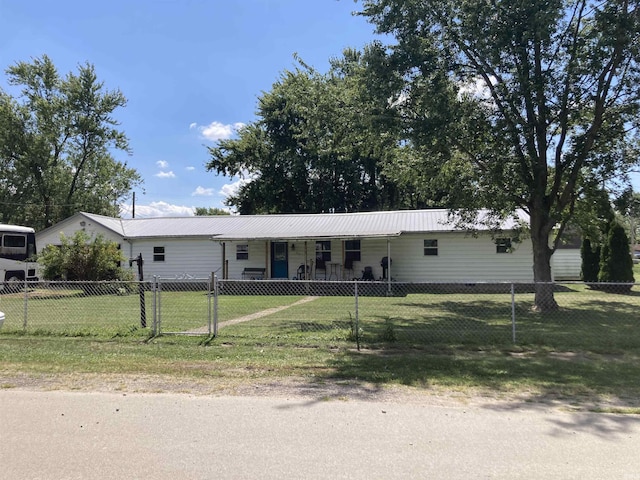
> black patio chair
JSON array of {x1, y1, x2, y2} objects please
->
[
  {"x1": 296, "y1": 264, "x2": 310, "y2": 280},
  {"x1": 362, "y1": 266, "x2": 374, "y2": 281}
]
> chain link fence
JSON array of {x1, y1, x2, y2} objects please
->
[
  {"x1": 2, "y1": 277, "x2": 640, "y2": 350},
  {"x1": 214, "y1": 279, "x2": 640, "y2": 350},
  {"x1": 0, "y1": 277, "x2": 213, "y2": 338}
]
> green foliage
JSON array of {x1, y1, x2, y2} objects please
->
[
  {"x1": 194, "y1": 207, "x2": 230, "y2": 216},
  {"x1": 378, "y1": 318, "x2": 397, "y2": 342},
  {"x1": 571, "y1": 186, "x2": 616, "y2": 246},
  {"x1": 359, "y1": 0, "x2": 640, "y2": 310},
  {"x1": 598, "y1": 221, "x2": 634, "y2": 288},
  {"x1": 206, "y1": 48, "x2": 409, "y2": 214},
  {"x1": 0, "y1": 55, "x2": 142, "y2": 229},
  {"x1": 614, "y1": 188, "x2": 640, "y2": 247},
  {"x1": 38, "y1": 230, "x2": 129, "y2": 281},
  {"x1": 580, "y1": 238, "x2": 600, "y2": 283}
]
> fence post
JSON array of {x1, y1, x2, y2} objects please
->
[
  {"x1": 207, "y1": 274, "x2": 212, "y2": 336},
  {"x1": 157, "y1": 277, "x2": 162, "y2": 334},
  {"x1": 354, "y1": 281, "x2": 360, "y2": 351},
  {"x1": 213, "y1": 274, "x2": 218, "y2": 337},
  {"x1": 151, "y1": 276, "x2": 158, "y2": 336},
  {"x1": 22, "y1": 278, "x2": 28, "y2": 330},
  {"x1": 511, "y1": 282, "x2": 516, "y2": 343}
]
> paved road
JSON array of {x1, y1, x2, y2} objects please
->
[{"x1": 2, "y1": 390, "x2": 640, "y2": 479}]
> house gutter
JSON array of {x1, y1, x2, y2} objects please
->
[{"x1": 210, "y1": 233, "x2": 402, "y2": 242}]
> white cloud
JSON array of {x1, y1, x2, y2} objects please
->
[
  {"x1": 192, "y1": 121, "x2": 246, "y2": 142},
  {"x1": 156, "y1": 160, "x2": 169, "y2": 169},
  {"x1": 192, "y1": 186, "x2": 214, "y2": 196},
  {"x1": 201, "y1": 122, "x2": 234, "y2": 141},
  {"x1": 186, "y1": 166, "x2": 195, "y2": 171},
  {"x1": 119, "y1": 201, "x2": 195, "y2": 218},
  {"x1": 458, "y1": 76, "x2": 496, "y2": 103},
  {"x1": 219, "y1": 177, "x2": 251, "y2": 199},
  {"x1": 155, "y1": 171, "x2": 176, "y2": 178}
]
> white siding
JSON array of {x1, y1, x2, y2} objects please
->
[
  {"x1": 363, "y1": 233, "x2": 535, "y2": 282},
  {"x1": 37, "y1": 217, "x2": 123, "y2": 250},
  {"x1": 127, "y1": 238, "x2": 221, "y2": 279},
  {"x1": 551, "y1": 249, "x2": 581, "y2": 280},
  {"x1": 224, "y1": 241, "x2": 269, "y2": 279},
  {"x1": 221, "y1": 234, "x2": 535, "y2": 282}
]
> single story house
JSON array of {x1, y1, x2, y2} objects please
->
[{"x1": 35, "y1": 209, "x2": 582, "y2": 283}]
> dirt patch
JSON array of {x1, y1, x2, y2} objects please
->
[
  {"x1": 0, "y1": 371, "x2": 491, "y2": 405},
  {"x1": 3, "y1": 371, "x2": 639, "y2": 412}
]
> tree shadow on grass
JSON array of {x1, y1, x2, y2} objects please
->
[
  {"x1": 317, "y1": 347, "x2": 640, "y2": 420},
  {"x1": 357, "y1": 295, "x2": 640, "y2": 350}
]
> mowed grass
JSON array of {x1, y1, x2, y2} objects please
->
[
  {"x1": 0, "y1": 287, "x2": 146, "y2": 336},
  {"x1": 217, "y1": 284, "x2": 640, "y2": 351},
  {"x1": 3, "y1": 280, "x2": 640, "y2": 407}
]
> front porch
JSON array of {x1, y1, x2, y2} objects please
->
[{"x1": 217, "y1": 237, "x2": 395, "y2": 285}]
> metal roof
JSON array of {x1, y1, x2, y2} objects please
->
[{"x1": 79, "y1": 209, "x2": 528, "y2": 241}]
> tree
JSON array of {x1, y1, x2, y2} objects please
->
[
  {"x1": 598, "y1": 220, "x2": 635, "y2": 291},
  {"x1": 206, "y1": 49, "x2": 409, "y2": 214},
  {"x1": 0, "y1": 55, "x2": 142, "y2": 230},
  {"x1": 194, "y1": 207, "x2": 231, "y2": 216},
  {"x1": 38, "y1": 230, "x2": 131, "y2": 283},
  {"x1": 580, "y1": 238, "x2": 600, "y2": 283},
  {"x1": 613, "y1": 188, "x2": 640, "y2": 248},
  {"x1": 360, "y1": 0, "x2": 640, "y2": 310}
]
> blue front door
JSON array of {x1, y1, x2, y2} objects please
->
[{"x1": 271, "y1": 242, "x2": 288, "y2": 278}]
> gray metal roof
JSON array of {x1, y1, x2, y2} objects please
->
[{"x1": 79, "y1": 209, "x2": 528, "y2": 241}]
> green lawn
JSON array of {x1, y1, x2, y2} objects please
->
[{"x1": 3, "y1": 280, "x2": 640, "y2": 409}]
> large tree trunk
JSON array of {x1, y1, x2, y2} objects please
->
[{"x1": 530, "y1": 209, "x2": 559, "y2": 312}]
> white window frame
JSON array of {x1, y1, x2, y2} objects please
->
[
  {"x1": 423, "y1": 239, "x2": 438, "y2": 256},
  {"x1": 153, "y1": 246, "x2": 165, "y2": 262},
  {"x1": 236, "y1": 244, "x2": 249, "y2": 260},
  {"x1": 496, "y1": 238, "x2": 512, "y2": 254},
  {"x1": 344, "y1": 239, "x2": 361, "y2": 261}
]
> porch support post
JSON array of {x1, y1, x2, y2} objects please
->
[
  {"x1": 387, "y1": 238, "x2": 391, "y2": 294},
  {"x1": 221, "y1": 242, "x2": 226, "y2": 279},
  {"x1": 304, "y1": 241, "x2": 308, "y2": 279}
]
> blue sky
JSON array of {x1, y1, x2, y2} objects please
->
[{"x1": 0, "y1": 0, "x2": 380, "y2": 218}]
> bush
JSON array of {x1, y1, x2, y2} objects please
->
[
  {"x1": 598, "y1": 221, "x2": 634, "y2": 291},
  {"x1": 580, "y1": 238, "x2": 600, "y2": 283},
  {"x1": 38, "y1": 230, "x2": 130, "y2": 283}
]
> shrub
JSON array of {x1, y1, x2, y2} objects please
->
[
  {"x1": 598, "y1": 221, "x2": 634, "y2": 291},
  {"x1": 38, "y1": 230, "x2": 130, "y2": 283},
  {"x1": 580, "y1": 238, "x2": 600, "y2": 283}
]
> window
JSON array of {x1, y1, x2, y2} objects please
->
[
  {"x1": 2, "y1": 234, "x2": 26, "y2": 248},
  {"x1": 236, "y1": 244, "x2": 249, "y2": 260},
  {"x1": 496, "y1": 238, "x2": 512, "y2": 254},
  {"x1": 153, "y1": 246, "x2": 165, "y2": 262},
  {"x1": 424, "y1": 239, "x2": 438, "y2": 256},
  {"x1": 344, "y1": 240, "x2": 361, "y2": 261},
  {"x1": 316, "y1": 241, "x2": 331, "y2": 262}
]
